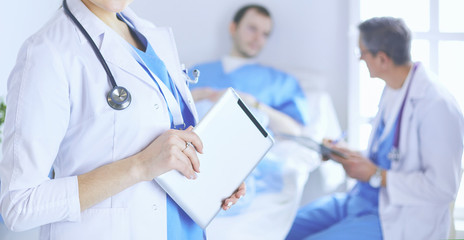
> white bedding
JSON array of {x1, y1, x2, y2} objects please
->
[
  {"x1": 206, "y1": 140, "x2": 319, "y2": 240},
  {"x1": 199, "y1": 89, "x2": 345, "y2": 239}
]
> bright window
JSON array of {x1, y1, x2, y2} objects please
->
[
  {"x1": 360, "y1": 0, "x2": 430, "y2": 32},
  {"x1": 439, "y1": 0, "x2": 464, "y2": 32},
  {"x1": 439, "y1": 41, "x2": 464, "y2": 111}
]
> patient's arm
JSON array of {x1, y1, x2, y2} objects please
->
[
  {"x1": 191, "y1": 88, "x2": 303, "y2": 136},
  {"x1": 255, "y1": 102, "x2": 303, "y2": 136},
  {"x1": 233, "y1": 91, "x2": 302, "y2": 136},
  {"x1": 190, "y1": 88, "x2": 222, "y2": 102}
]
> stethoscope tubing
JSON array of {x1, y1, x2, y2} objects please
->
[
  {"x1": 62, "y1": 0, "x2": 198, "y2": 111},
  {"x1": 62, "y1": 0, "x2": 118, "y2": 89}
]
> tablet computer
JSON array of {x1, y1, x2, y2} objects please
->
[
  {"x1": 276, "y1": 133, "x2": 347, "y2": 159},
  {"x1": 155, "y1": 88, "x2": 274, "y2": 229}
]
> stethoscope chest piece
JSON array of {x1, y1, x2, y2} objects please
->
[
  {"x1": 107, "y1": 86, "x2": 132, "y2": 110},
  {"x1": 388, "y1": 147, "x2": 400, "y2": 162}
]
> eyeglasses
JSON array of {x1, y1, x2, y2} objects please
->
[{"x1": 354, "y1": 48, "x2": 370, "y2": 59}]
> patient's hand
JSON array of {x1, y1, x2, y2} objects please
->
[
  {"x1": 222, "y1": 182, "x2": 246, "y2": 210},
  {"x1": 191, "y1": 88, "x2": 258, "y2": 107},
  {"x1": 191, "y1": 88, "x2": 222, "y2": 102},
  {"x1": 235, "y1": 91, "x2": 258, "y2": 108}
]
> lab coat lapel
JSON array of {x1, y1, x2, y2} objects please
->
[
  {"x1": 67, "y1": 0, "x2": 104, "y2": 40},
  {"x1": 107, "y1": 8, "x2": 199, "y2": 124},
  {"x1": 142, "y1": 27, "x2": 199, "y2": 124},
  {"x1": 68, "y1": 0, "x2": 158, "y2": 91},
  {"x1": 99, "y1": 31, "x2": 159, "y2": 91},
  {"x1": 398, "y1": 63, "x2": 427, "y2": 164}
]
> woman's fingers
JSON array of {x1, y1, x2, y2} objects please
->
[
  {"x1": 172, "y1": 149, "x2": 198, "y2": 179},
  {"x1": 222, "y1": 182, "x2": 246, "y2": 210},
  {"x1": 234, "y1": 182, "x2": 246, "y2": 198},
  {"x1": 181, "y1": 141, "x2": 201, "y2": 173},
  {"x1": 178, "y1": 126, "x2": 203, "y2": 154},
  {"x1": 150, "y1": 128, "x2": 203, "y2": 179}
]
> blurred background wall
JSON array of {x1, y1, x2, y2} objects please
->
[{"x1": 0, "y1": 0, "x2": 350, "y2": 130}]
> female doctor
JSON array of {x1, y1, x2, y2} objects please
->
[
  {"x1": 286, "y1": 17, "x2": 464, "y2": 240},
  {"x1": 0, "y1": 0, "x2": 245, "y2": 239}
]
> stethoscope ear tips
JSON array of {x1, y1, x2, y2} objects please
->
[
  {"x1": 107, "y1": 86, "x2": 131, "y2": 110},
  {"x1": 189, "y1": 69, "x2": 200, "y2": 84},
  {"x1": 193, "y1": 69, "x2": 200, "y2": 78}
]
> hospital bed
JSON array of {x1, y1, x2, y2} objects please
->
[{"x1": 205, "y1": 86, "x2": 346, "y2": 240}]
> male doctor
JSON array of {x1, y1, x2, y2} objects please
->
[{"x1": 286, "y1": 17, "x2": 464, "y2": 240}]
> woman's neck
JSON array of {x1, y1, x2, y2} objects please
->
[{"x1": 80, "y1": 0, "x2": 144, "y2": 51}]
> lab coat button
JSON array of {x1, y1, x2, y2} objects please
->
[
  {"x1": 154, "y1": 104, "x2": 159, "y2": 109},
  {"x1": 152, "y1": 203, "x2": 158, "y2": 211}
]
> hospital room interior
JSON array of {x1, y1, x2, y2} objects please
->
[{"x1": 1, "y1": 0, "x2": 464, "y2": 239}]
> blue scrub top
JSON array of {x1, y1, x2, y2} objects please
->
[
  {"x1": 128, "y1": 24, "x2": 204, "y2": 240},
  {"x1": 190, "y1": 61, "x2": 309, "y2": 126},
  {"x1": 350, "y1": 115, "x2": 395, "y2": 206}
]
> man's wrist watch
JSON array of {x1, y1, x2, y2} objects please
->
[{"x1": 369, "y1": 167, "x2": 383, "y2": 188}]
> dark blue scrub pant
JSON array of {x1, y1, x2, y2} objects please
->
[{"x1": 286, "y1": 193, "x2": 382, "y2": 240}]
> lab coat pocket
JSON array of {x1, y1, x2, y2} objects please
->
[
  {"x1": 50, "y1": 208, "x2": 130, "y2": 240},
  {"x1": 402, "y1": 205, "x2": 448, "y2": 239}
]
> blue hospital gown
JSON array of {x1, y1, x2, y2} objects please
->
[{"x1": 190, "y1": 61, "x2": 309, "y2": 125}]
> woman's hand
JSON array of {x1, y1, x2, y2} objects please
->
[
  {"x1": 135, "y1": 126, "x2": 203, "y2": 181},
  {"x1": 221, "y1": 182, "x2": 246, "y2": 210}
]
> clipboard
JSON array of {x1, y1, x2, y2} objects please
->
[
  {"x1": 155, "y1": 88, "x2": 274, "y2": 229},
  {"x1": 276, "y1": 133, "x2": 347, "y2": 159}
]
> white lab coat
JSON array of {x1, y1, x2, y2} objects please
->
[
  {"x1": 0, "y1": 0, "x2": 198, "y2": 239},
  {"x1": 367, "y1": 63, "x2": 464, "y2": 240}
]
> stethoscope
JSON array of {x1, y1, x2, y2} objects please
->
[
  {"x1": 375, "y1": 63, "x2": 418, "y2": 162},
  {"x1": 62, "y1": 0, "x2": 199, "y2": 110}
]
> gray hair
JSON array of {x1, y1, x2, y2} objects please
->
[{"x1": 358, "y1": 17, "x2": 411, "y2": 65}]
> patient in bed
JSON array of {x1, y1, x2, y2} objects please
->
[{"x1": 189, "y1": 4, "x2": 321, "y2": 239}]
